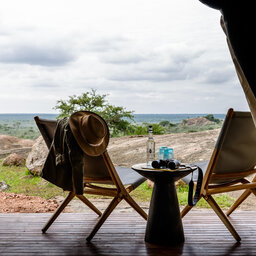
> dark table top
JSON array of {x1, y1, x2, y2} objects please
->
[{"x1": 132, "y1": 163, "x2": 197, "y2": 183}]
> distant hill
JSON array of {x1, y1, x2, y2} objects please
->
[{"x1": 180, "y1": 117, "x2": 214, "y2": 126}]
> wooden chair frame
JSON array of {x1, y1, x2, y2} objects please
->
[
  {"x1": 181, "y1": 109, "x2": 256, "y2": 242},
  {"x1": 34, "y1": 116, "x2": 147, "y2": 241}
]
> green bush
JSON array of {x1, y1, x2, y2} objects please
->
[
  {"x1": 129, "y1": 123, "x2": 165, "y2": 136},
  {"x1": 159, "y1": 120, "x2": 176, "y2": 128},
  {"x1": 204, "y1": 114, "x2": 221, "y2": 124}
]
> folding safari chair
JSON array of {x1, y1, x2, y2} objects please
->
[
  {"x1": 34, "y1": 115, "x2": 147, "y2": 241},
  {"x1": 181, "y1": 108, "x2": 256, "y2": 241}
]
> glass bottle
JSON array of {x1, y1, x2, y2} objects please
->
[{"x1": 146, "y1": 125, "x2": 155, "y2": 166}]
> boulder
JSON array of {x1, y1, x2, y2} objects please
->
[
  {"x1": 26, "y1": 136, "x2": 48, "y2": 176},
  {"x1": 0, "y1": 181, "x2": 10, "y2": 191},
  {"x1": 2, "y1": 153, "x2": 25, "y2": 166}
]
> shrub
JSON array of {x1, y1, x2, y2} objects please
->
[{"x1": 204, "y1": 114, "x2": 221, "y2": 124}]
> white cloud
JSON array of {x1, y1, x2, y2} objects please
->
[
  {"x1": 0, "y1": 0, "x2": 250, "y2": 114},
  {"x1": 0, "y1": 43, "x2": 76, "y2": 66}
]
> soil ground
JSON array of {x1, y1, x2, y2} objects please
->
[{"x1": 0, "y1": 129, "x2": 255, "y2": 212}]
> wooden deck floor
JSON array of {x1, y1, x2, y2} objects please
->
[{"x1": 0, "y1": 210, "x2": 256, "y2": 255}]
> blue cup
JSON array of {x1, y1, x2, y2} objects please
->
[
  {"x1": 168, "y1": 148, "x2": 174, "y2": 159},
  {"x1": 159, "y1": 147, "x2": 174, "y2": 160},
  {"x1": 163, "y1": 147, "x2": 170, "y2": 160},
  {"x1": 158, "y1": 146, "x2": 167, "y2": 160}
]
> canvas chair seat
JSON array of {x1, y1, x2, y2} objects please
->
[
  {"x1": 115, "y1": 166, "x2": 146, "y2": 188},
  {"x1": 34, "y1": 114, "x2": 147, "y2": 241},
  {"x1": 182, "y1": 159, "x2": 255, "y2": 186},
  {"x1": 83, "y1": 166, "x2": 146, "y2": 188},
  {"x1": 181, "y1": 109, "x2": 256, "y2": 242}
]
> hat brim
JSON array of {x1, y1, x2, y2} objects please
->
[{"x1": 69, "y1": 111, "x2": 110, "y2": 156}]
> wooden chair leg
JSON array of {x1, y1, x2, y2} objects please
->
[
  {"x1": 76, "y1": 195, "x2": 102, "y2": 216},
  {"x1": 42, "y1": 192, "x2": 75, "y2": 233},
  {"x1": 251, "y1": 188, "x2": 256, "y2": 197},
  {"x1": 181, "y1": 204, "x2": 193, "y2": 218},
  {"x1": 86, "y1": 196, "x2": 121, "y2": 242},
  {"x1": 226, "y1": 189, "x2": 252, "y2": 216},
  {"x1": 205, "y1": 195, "x2": 241, "y2": 242},
  {"x1": 124, "y1": 194, "x2": 147, "y2": 220}
]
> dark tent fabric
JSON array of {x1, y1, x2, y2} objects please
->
[{"x1": 199, "y1": 0, "x2": 256, "y2": 123}]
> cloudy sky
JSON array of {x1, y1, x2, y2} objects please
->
[{"x1": 0, "y1": 0, "x2": 249, "y2": 114}]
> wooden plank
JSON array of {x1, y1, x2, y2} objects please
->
[{"x1": 0, "y1": 211, "x2": 256, "y2": 255}]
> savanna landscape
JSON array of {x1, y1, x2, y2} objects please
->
[{"x1": 1, "y1": 115, "x2": 255, "y2": 213}]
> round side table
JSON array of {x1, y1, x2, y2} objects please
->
[{"x1": 132, "y1": 163, "x2": 196, "y2": 245}]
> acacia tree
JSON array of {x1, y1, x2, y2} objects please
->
[{"x1": 54, "y1": 89, "x2": 134, "y2": 136}]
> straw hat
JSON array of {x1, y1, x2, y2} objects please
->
[{"x1": 69, "y1": 111, "x2": 109, "y2": 156}]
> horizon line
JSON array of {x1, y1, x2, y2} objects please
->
[{"x1": 0, "y1": 112, "x2": 226, "y2": 115}]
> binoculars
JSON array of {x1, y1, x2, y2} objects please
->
[{"x1": 152, "y1": 159, "x2": 180, "y2": 170}]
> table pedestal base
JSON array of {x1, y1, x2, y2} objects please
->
[{"x1": 145, "y1": 181, "x2": 184, "y2": 245}]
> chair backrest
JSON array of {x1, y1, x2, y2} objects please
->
[
  {"x1": 34, "y1": 116, "x2": 57, "y2": 149},
  {"x1": 208, "y1": 109, "x2": 256, "y2": 184},
  {"x1": 34, "y1": 115, "x2": 112, "y2": 182}
]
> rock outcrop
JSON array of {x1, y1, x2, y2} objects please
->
[
  {"x1": 0, "y1": 135, "x2": 34, "y2": 150},
  {"x1": 26, "y1": 136, "x2": 48, "y2": 175},
  {"x1": 0, "y1": 135, "x2": 35, "y2": 159},
  {"x1": 2, "y1": 153, "x2": 25, "y2": 166}
]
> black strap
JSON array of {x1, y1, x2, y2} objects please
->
[{"x1": 188, "y1": 166, "x2": 203, "y2": 206}]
